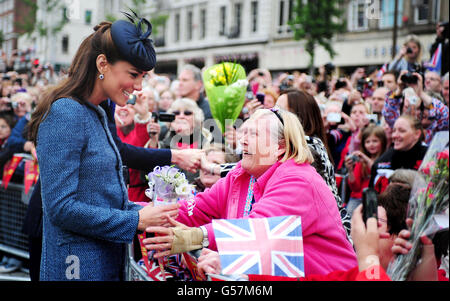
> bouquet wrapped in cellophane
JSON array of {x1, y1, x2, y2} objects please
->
[
  {"x1": 202, "y1": 62, "x2": 248, "y2": 133},
  {"x1": 145, "y1": 165, "x2": 195, "y2": 209},
  {"x1": 387, "y1": 131, "x2": 449, "y2": 281},
  {"x1": 141, "y1": 165, "x2": 197, "y2": 280}
]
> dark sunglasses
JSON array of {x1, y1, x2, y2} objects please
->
[{"x1": 173, "y1": 110, "x2": 193, "y2": 116}]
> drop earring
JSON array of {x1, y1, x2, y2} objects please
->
[{"x1": 99, "y1": 74, "x2": 105, "y2": 80}]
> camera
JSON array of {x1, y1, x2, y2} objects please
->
[
  {"x1": 326, "y1": 112, "x2": 342, "y2": 123},
  {"x1": 256, "y1": 92, "x2": 265, "y2": 104},
  {"x1": 362, "y1": 187, "x2": 378, "y2": 224},
  {"x1": 347, "y1": 154, "x2": 360, "y2": 163},
  {"x1": 126, "y1": 94, "x2": 137, "y2": 105},
  {"x1": 366, "y1": 114, "x2": 378, "y2": 124},
  {"x1": 357, "y1": 77, "x2": 373, "y2": 93},
  {"x1": 400, "y1": 72, "x2": 419, "y2": 85},
  {"x1": 400, "y1": 63, "x2": 424, "y2": 85},
  {"x1": 406, "y1": 47, "x2": 413, "y2": 54},
  {"x1": 152, "y1": 112, "x2": 175, "y2": 123}
]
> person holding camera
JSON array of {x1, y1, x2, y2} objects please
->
[
  {"x1": 383, "y1": 70, "x2": 449, "y2": 146},
  {"x1": 345, "y1": 125, "x2": 388, "y2": 218},
  {"x1": 388, "y1": 35, "x2": 423, "y2": 73},
  {"x1": 430, "y1": 21, "x2": 449, "y2": 76}
]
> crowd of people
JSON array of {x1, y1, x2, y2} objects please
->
[{"x1": 0, "y1": 16, "x2": 448, "y2": 282}]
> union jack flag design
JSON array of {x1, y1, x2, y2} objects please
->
[
  {"x1": 212, "y1": 216, "x2": 304, "y2": 277},
  {"x1": 426, "y1": 43, "x2": 442, "y2": 75}
]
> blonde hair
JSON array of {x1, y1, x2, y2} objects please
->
[
  {"x1": 403, "y1": 34, "x2": 423, "y2": 63},
  {"x1": 11, "y1": 92, "x2": 33, "y2": 105},
  {"x1": 250, "y1": 108, "x2": 314, "y2": 165}
]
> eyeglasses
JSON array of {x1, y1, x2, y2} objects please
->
[
  {"x1": 270, "y1": 107, "x2": 284, "y2": 125},
  {"x1": 173, "y1": 110, "x2": 193, "y2": 116}
]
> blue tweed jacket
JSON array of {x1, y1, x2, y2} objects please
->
[{"x1": 36, "y1": 98, "x2": 142, "y2": 281}]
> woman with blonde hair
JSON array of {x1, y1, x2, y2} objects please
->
[
  {"x1": 389, "y1": 34, "x2": 423, "y2": 73},
  {"x1": 144, "y1": 108, "x2": 357, "y2": 276}
]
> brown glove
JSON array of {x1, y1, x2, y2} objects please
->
[{"x1": 170, "y1": 226, "x2": 204, "y2": 254}]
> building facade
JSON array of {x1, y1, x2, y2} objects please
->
[
  {"x1": 152, "y1": 0, "x2": 449, "y2": 76},
  {"x1": 0, "y1": 0, "x2": 36, "y2": 72},
  {"x1": 14, "y1": 0, "x2": 450, "y2": 76}
]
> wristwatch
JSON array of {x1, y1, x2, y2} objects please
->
[{"x1": 199, "y1": 226, "x2": 209, "y2": 248}]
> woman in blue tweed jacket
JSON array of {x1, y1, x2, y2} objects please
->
[{"x1": 27, "y1": 17, "x2": 180, "y2": 281}]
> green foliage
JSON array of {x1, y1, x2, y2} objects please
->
[
  {"x1": 288, "y1": 0, "x2": 346, "y2": 70},
  {"x1": 17, "y1": 0, "x2": 69, "y2": 37}
]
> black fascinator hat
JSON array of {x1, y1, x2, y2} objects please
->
[{"x1": 111, "y1": 11, "x2": 156, "y2": 71}]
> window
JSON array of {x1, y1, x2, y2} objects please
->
[
  {"x1": 414, "y1": 0, "x2": 429, "y2": 24},
  {"x1": 63, "y1": 7, "x2": 69, "y2": 22},
  {"x1": 251, "y1": 1, "x2": 258, "y2": 33},
  {"x1": 414, "y1": 0, "x2": 440, "y2": 24},
  {"x1": 85, "y1": 10, "x2": 92, "y2": 25},
  {"x1": 200, "y1": 9, "x2": 206, "y2": 39},
  {"x1": 348, "y1": 0, "x2": 368, "y2": 31},
  {"x1": 379, "y1": 0, "x2": 403, "y2": 29},
  {"x1": 186, "y1": 10, "x2": 193, "y2": 41},
  {"x1": 174, "y1": 13, "x2": 180, "y2": 42},
  {"x1": 219, "y1": 6, "x2": 226, "y2": 36},
  {"x1": 62, "y1": 35, "x2": 69, "y2": 54},
  {"x1": 278, "y1": 0, "x2": 294, "y2": 34},
  {"x1": 231, "y1": 3, "x2": 242, "y2": 38},
  {"x1": 279, "y1": 0, "x2": 285, "y2": 27}
]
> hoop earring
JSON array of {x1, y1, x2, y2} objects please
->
[{"x1": 99, "y1": 74, "x2": 105, "y2": 80}]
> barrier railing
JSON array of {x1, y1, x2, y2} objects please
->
[{"x1": 0, "y1": 180, "x2": 33, "y2": 260}]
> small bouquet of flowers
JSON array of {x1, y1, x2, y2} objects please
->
[
  {"x1": 142, "y1": 165, "x2": 197, "y2": 280},
  {"x1": 145, "y1": 165, "x2": 196, "y2": 214},
  {"x1": 387, "y1": 132, "x2": 449, "y2": 281},
  {"x1": 203, "y1": 62, "x2": 248, "y2": 134}
]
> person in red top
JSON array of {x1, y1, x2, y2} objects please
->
[
  {"x1": 345, "y1": 125, "x2": 387, "y2": 217},
  {"x1": 115, "y1": 91, "x2": 160, "y2": 203}
]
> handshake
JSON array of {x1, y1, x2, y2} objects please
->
[{"x1": 170, "y1": 148, "x2": 204, "y2": 174}]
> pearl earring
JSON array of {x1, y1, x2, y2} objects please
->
[{"x1": 99, "y1": 74, "x2": 105, "y2": 80}]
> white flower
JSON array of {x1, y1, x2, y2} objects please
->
[
  {"x1": 231, "y1": 79, "x2": 248, "y2": 88},
  {"x1": 175, "y1": 183, "x2": 193, "y2": 196}
]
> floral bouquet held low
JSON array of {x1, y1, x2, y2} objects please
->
[
  {"x1": 387, "y1": 132, "x2": 449, "y2": 281},
  {"x1": 203, "y1": 62, "x2": 248, "y2": 134},
  {"x1": 143, "y1": 166, "x2": 196, "y2": 280}
]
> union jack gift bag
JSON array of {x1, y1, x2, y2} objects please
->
[{"x1": 212, "y1": 216, "x2": 304, "y2": 277}]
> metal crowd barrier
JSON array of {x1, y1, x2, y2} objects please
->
[
  {"x1": 0, "y1": 180, "x2": 33, "y2": 260},
  {"x1": 125, "y1": 243, "x2": 152, "y2": 281}
]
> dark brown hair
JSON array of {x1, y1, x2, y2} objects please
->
[
  {"x1": 378, "y1": 183, "x2": 411, "y2": 235},
  {"x1": 280, "y1": 88, "x2": 333, "y2": 164},
  {"x1": 28, "y1": 22, "x2": 125, "y2": 145}
]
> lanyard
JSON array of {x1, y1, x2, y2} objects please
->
[{"x1": 243, "y1": 176, "x2": 256, "y2": 217}]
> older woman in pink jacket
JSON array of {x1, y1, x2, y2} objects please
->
[{"x1": 144, "y1": 108, "x2": 357, "y2": 276}]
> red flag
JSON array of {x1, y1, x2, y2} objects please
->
[
  {"x1": 24, "y1": 160, "x2": 39, "y2": 194},
  {"x1": 2, "y1": 155, "x2": 23, "y2": 189}
]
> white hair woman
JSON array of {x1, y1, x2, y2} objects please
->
[
  {"x1": 144, "y1": 108, "x2": 357, "y2": 276},
  {"x1": 160, "y1": 97, "x2": 212, "y2": 181}
]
